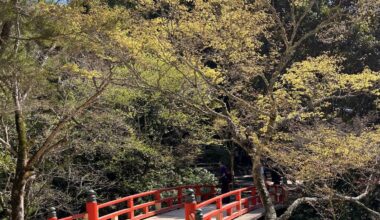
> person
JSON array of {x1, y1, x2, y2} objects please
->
[
  {"x1": 219, "y1": 162, "x2": 227, "y2": 177},
  {"x1": 219, "y1": 162, "x2": 231, "y2": 203},
  {"x1": 260, "y1": 159, "x2": 270, "y2": 184}
]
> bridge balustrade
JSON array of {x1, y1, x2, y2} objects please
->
[
  {"x1": 47, "y1": 184, "x2": 286, "y2": 220},
  {"x1": 185, "y1": 184, "x2": 286, "y2": 220},
  {"x1": 47, "y1": 185, "x2": 216, "y2": 220}
]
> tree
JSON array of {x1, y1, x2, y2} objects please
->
[
  {"x1": 121, "y1": 0, "x2": 380, "y2": 219},
  {"x1": 0, "y1": 1, "x2": 132, "y2": 219}
]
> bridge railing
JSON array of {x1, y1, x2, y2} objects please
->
[
  {"x1": 47, "y1": 185, "x2": 216, "y2": 220},
  {"x1": 185, "y1": 184, "x2": 286, "y2": 220}
]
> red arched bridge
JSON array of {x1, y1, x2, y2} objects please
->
[{"x1": 47, "y1": 184, "x2": 286, "y2": 220}]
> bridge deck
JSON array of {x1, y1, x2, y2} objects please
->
[{"x1": 145, "y1": 205, "x2": 268, "y2": 220}]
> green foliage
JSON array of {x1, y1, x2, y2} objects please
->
[
  {"x1": 1, "y1": 0, "x2": 379, "y2": 219},
  {"x1": 121, "y1": 167, "x2": 217, "y2": 192}
]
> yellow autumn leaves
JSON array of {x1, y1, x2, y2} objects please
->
[
  {"x1": 281, "y1": 55, "x2": 380, "y2": 99},
  {"x1": 270, "y1": 126, "x2": 380, "y2": 181}
]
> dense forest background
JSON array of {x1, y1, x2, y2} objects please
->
[{"x1": 0, "y1": 0, "x2": 379, "y2": 220}]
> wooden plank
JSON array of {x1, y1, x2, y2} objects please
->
[{"x1": 233, "y1": 207, "x2": 265, "y2": 220}]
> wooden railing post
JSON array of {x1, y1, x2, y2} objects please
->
[
  {"x1": 86, "y1": 190, "x2": 99, "y2": 220},
  {"x1": 280, "y1": 186, "x2": 286, "y2": 204},
  {"x1": 210, "y1": 186, "x2": 216, "y2": 198},
  {"x1": 226, "y1": 193, "x2": 233, "y2": 216},
  {"x1": 177, "y1": 187, "x2": 183, "y2": 204},
  {"x1": 128, "y1": 198, "x2": 134, "y2": 219},
  {"x1": 274, "y1": 185, "x2": 280, "y2": 203},
  {"x1": 195, "y1": 186, "x2": 201, "y2": 202},
  {"x1": 243, "y1": 194, "x2": 249, "y2": 209},
  {"x1": 185, "y1": 189, "x2": 196, "y2": 220},
  {"x1": 237, "y1": 190, "x2": 242, "y2": 211},
  {"x1": 216, "y1": 197, "x2": 223, "y2": 220},
  {"x1": 47, "y1": 207, "x2": 58, "y2": 220},
  {"x1": 251, "y1": 187, "x2": 257, "y2": 207},
  {"x1": 143, "y1": 205, "x2": 149, "y2": 214},
  {"x1": 155, "y1": 190, "x2": 161, "y2": 210}
]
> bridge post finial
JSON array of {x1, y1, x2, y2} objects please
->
[
  {"x1": 195, "y1": 208, "x2": 203, "y2": 220},
  {"x1": 185, "y1": 189, "x2": 195, "y2": 203},
  {"x1": 87, "y1": 189, "x2": 97, "y2": 202},
  {"x1": 47, "y1": 207, "x2": 58, "y2": 220},
  {"x1": 86, "y1": 189, "x2": 99, "y2": 220}
]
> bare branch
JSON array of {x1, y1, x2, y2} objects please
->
[
  {"x1": 278, "y1": 197, "x2": 326, "y2": 220},
  {"x1": 13, "y1": 6, "x2": 21, "y2": 54},
  {"x1": 92, "y1": 77, "x2": 100, "y2": 91},
  {"x1": 279, "y1": 173, "x2": 380, "y2": 220},
  {"x1": 291, "y1": 8, "x2": 341, "y2": 50},
  {"x1": 258, "y1": 74, "x2": 270, "y2": 87},
  {"x1": 8, "y1": 31, "x2": 80, "y2": 42},
  {"x1": 0, "y1": 137, "x2": 15, "y2": 155},
  {"x1": 29, "y1": 138, "x2": 68, "y2": 168},
  {"x1": 265, "y1": 1, "x2": 290, "y2": 48},
  {"x1": 289, "y1": 0, "x2": 316, "y2": 44},
  {"x1": 1, "y1": 116, "x2": 10, "y2": 143},
  {"x1": 334, "y1": 194, "x2": 380, "y2": 218},
  {"x1": 39, "y1": 43, "x2": 58, "y2": 67},
  {"x1": 289, "y1": 0, "x2": 296, "y2": 28},
  {"x1": 21, "y1": 85, "x2": 31, "y2": 103}
]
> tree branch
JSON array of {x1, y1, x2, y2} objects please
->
[
  {"x1": 333, "y1": 194, "x2": 380, "y2": 218},
  {"x1": 29, "y1": 138, "x2": 68, "y2": 168},
  {"x1": 351, "y1": 199, "x2": 380, "y2": 218},
  {"x1": 265, "y1": 1, "x2": 290, "y2": 48},
  {"x1": 0, "y1": 137, "x2": 15, "y2": 155},
  {"x1": 279, "y1": 176, "x2": 380, "y2": 220},
  {"x1": 289, "y1": 0, "x2": 316, "y2": 44},
  {"x1": 179, "y1": 57, "x2": 270, "y2": 117},
  {"x1": 278, "y1": 197, "x2": 326, "y2": 220},
  {"x1": 26, "y1": 71, "x2": 114, "y2": 169},
  {"x1": 291, "y1": 7, "x2": 341, "y2": 50},
  {"x1": 125, "y1": 63, "x2": 255, "y2": 154}
]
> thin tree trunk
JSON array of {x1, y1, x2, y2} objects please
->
[
  {"x1": 252, "y1": 155, "x2": 277, "y2": 220},
  {"x1": 229, "y1": 149, "x2": 235, "y2": 188}
]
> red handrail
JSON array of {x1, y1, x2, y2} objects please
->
[
  {"x1": 51, "y1": 184, "x2": 286, "y2": 220},
  {"x1": 189, "y1": 184, "x2": 286, "y2": 220},
  {"x1": 55, "y1": 213, "x2": 86, "y2": 220},
  {"x1": 55, "y1": 185, "x2": 216, "y2": 220}
]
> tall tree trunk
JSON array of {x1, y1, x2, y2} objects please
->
[
  {"x1": 11, "y1": 78, "x2": 29, "y2": 220},
  {"x1": 11, "y1": 171, "x2": 27, "y2": 220},
  {"x1": 252, "y1": 155, "x2": 277, "y2": 220}
]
